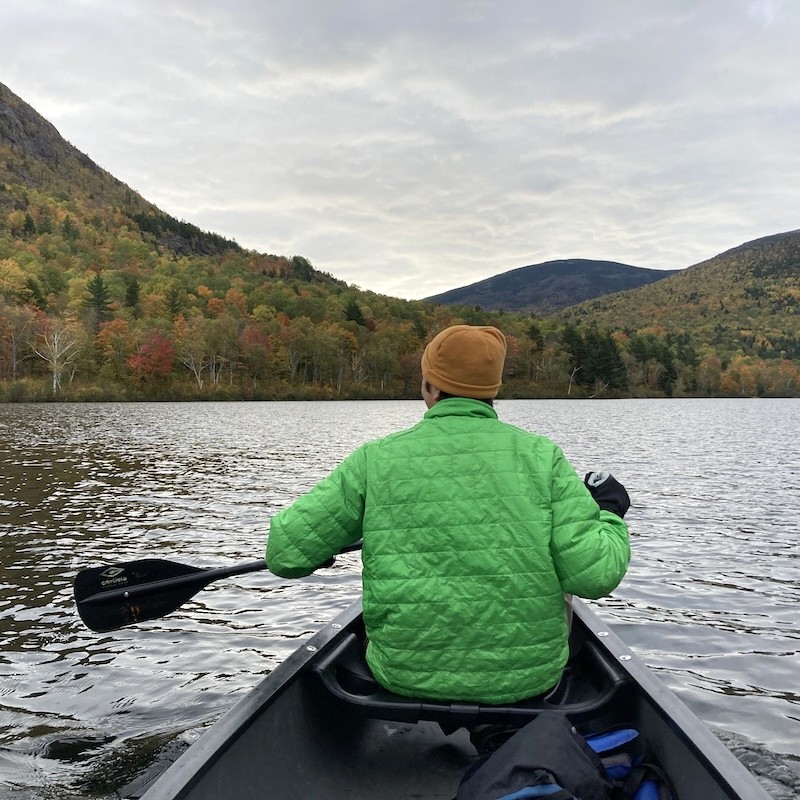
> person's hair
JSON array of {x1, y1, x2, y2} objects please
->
[{"x1": 438, "y1": 390, "x2": 494, "y2": 407}]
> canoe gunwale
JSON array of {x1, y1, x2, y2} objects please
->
[
  {"x1": 571, "y1": 601, "x2": 771, "y2": 800},
  {"x1": 137, "y1": 600, "x2": 364, "y2": 799},
  {"x1": 137, "y1": 598, "x2": 772, "y2": 800}
]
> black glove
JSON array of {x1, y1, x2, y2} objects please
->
[{"x1": 584, "y1": 471, "x2": 630, "y2": 518}]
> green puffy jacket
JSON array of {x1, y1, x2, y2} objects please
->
[{"x1": 267, "y1": 398, "x2": 630, "y2": 704}]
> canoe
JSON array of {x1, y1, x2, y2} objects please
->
[{"x1": 128, "y1": 598, "x2": 771, "y2": 800}]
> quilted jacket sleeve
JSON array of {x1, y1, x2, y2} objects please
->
[
  {"x1": 266, "y1": 448, "x2": 367, "y2": 578},
  {"x1": 548, "y1": 446, "x2": 630, "y2": 599}
]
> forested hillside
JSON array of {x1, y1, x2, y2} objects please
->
[
  {"x1": 1, "y1": 82, "x2": 798, "y2": 401},
  {"x1": 562, "y1": 230, "x2": 800, "y2": 395}
]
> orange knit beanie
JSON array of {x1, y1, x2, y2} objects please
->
[{"x1": 421, "y1": 325, "x2": 507, "y2": 399}]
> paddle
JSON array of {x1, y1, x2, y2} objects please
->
[{"x1": 74, "y1": 540, "x2": 363, "y2": 633}]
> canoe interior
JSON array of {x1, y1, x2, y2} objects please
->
[{"x1": 135, "y1": 600, "x2": 771, "y2": 800}]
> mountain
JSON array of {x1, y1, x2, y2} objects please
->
[
  {"x1": 425, "y1": 259, "x2": 679, "y2": 314},
  {"x1": 0, "y1": 82, "x2": 340, "y2": 275},
  {"x1": 561, "y1": 229, "x2": 800, "y2": 360},
  {"x1": 1, "y1": 81, "x2": 798, "y2": 401},
  {"x1": 0, "y1": 84, "x2": 240, "y2": 258}
]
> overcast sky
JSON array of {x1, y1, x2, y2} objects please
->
[{"x1": 1, "y1": 1, "x2": 798, "y2": 299}]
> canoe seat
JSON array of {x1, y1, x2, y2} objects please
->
[{"x1": 313, "y1": 631, "x2": 627, "y2": 729}]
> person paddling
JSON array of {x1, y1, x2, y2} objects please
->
[{"x1": 266, "y1": 324, "x2": 631, "y2": 706}]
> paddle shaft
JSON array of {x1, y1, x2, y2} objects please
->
[
  {"x1": 74, "y1": 540, "x2": 364, "y2": 632},
  {"x1": 78, "y1": 560, "x2": 267, "y2": 606}
]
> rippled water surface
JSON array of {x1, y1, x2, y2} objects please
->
[{"x1": 1, "y1": 399, "x2": 798, "y2": 798}]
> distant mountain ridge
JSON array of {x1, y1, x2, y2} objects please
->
[
  {"x1": 426, "y1": 259, "x2": 679, "y2": 315},
  {"x1": 1, "y1": 80, "x2": 798, "y2": 402}
]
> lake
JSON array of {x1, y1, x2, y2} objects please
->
[{"x1": 0, "y1": 399, "x2": 798, "y2": 798}]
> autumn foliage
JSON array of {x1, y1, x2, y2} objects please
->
[{"x1": 1, "y1": 81, "x2": 798, "y2": 401}]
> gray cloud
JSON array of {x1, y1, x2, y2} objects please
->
[{"x1": 2, "y1": 0, "x2": 798, "y2": 298}]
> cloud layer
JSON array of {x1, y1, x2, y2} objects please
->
[{"x1": 2, "y1": 1, "x2": 798, "y2": 298}]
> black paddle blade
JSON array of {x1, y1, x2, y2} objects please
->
[
  {"x1": 73, "y1": 541, "x2": 361, "y2": 633},
  {"x1": 74, "y1": 559, "x2": 211, "y2": 633}
]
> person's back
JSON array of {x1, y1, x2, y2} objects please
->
[
  {"x1": 356, "y1": 396, "x2": 629, "y2": 703},
  {"x1": 266, "y1": 325, "x2": 630, "y2": 705}
]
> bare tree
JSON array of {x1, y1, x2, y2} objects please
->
[
  {"x1": 30, "y1": 319, "x2": 83, "y2": 395},
  {"x1": 0, "y1": 301, "x2": 37, "y2": 381},
  {"x1": 567, "y1": 365, "x2": 581, "y2": 395},
  {"x1": 173, "y1": 316, "x2": 210, "y2": 389}
]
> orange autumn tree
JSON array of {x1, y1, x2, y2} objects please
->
[{"x1": 127, "y1": 329, "x2": 175, "y2": 386}]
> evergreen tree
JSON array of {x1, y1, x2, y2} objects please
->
[
  {"x1": 345, "y1": 299, "x2": 367, "y2": 327},
  {"x1": 527, "y1": 322, "x2": 544, "y2": 349},
  {"x1": 62, "y1": 215, "x2": 79, "y2": 241},
  {"x1": 83, "y1": 273, "x2": 112, "y2": 333},
  {"x1": 165, "y1": 286, "x2": 185, "y2": 317},
  {"x1": 657, "y1": 343, "x2": 677, "y2": 396},
  {"x1": 38, "y1": 213, "x2": 53, "y2": 234},
  {"x1": 561, "y1": 323, "x2": 585, "y2": 371},
  {"x1": 125, "y1": 276, "x2": 141, "y2": 314},
  {"x1": 23, "y1": 213, "x2": 36, "y2": 238},
  {"x1": 595, "y1": 331, "x2": 627, "y2": 390}
]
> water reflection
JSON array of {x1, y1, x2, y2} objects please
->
[{"x1": 1, "y1": 399, "x2": 798, "y2": 797}]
